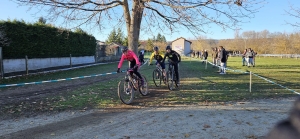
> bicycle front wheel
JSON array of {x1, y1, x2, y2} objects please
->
[
  {"x1": 118, "y1": 79, "x2": 134, "y2": 104},
  {"x1": 166, "y1": 70, "x2": 174, "y2": 90},
  {"x1": 139, "y1": 75, "x2": 149, "y2": 96},
  {"x1": 153, "y1": 69, "x2": 161, "y2": 87}
]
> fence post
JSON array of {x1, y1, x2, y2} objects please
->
[
  {"x1": 0, "y1": 47, "x2": 3, "y2": 79},
  {"x1": 25, "y1": 55, "x2": 28, "y2": 75},
  {"x1": 249, "y1": 71, "x2": 252, "y2": 92},
  {"x1": 70, "y1": 54, "x2": 72, "y2": 68}
]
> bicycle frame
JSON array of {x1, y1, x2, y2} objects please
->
[
  {"x1": 156, "y1": 64, "x2": 165, "y2": 78},
  {"x1": 156, "y1": 64, "x2": 162, "y2": 71},
  {"x1": 126, "y1": 70, "x2": 139, "y2": 90}
]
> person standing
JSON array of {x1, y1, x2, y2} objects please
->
[
  {"x1": 245, "y1": 48, "x2": 254, "y2": 67},
  {"x1": 202, "y1": 50, "x2": 208, "y2": 64},
  {"x1": 217, "y1": 48, "x2": 222, "y2": 72},
  {"x1": 212, "y1": 47, "x2": 218, "y2": 68},
  {"x1": 196, "y1": 51, "x2": 200, "y2": 58},
  {"x1": 252, "y1": 50, "x2": 257, "y2": 67},
  {"x1": 192, "y1": 51, "x2": 195, "y2": 58},
  {"x1": 242, "y1": 49, "x2": 247, "y2": 66},
  {"x1": 219, "y1": 46, "x2": 227, "y2": 74},
  {"x1": 139, "y1": 51, "x2": 144, "y2": 64}
]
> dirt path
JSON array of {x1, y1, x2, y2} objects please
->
[{"x1": 0, "y1": 97, "x2": 296, "y2": 139}]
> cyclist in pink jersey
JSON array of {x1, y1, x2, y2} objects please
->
[{"x1": 117, "y1": 47, "x2": 144, "y2": 84}]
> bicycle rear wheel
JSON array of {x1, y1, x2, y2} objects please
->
[
  {"x1": 139, "y1": 75, "x2": 149, "y2": 96},
  {"x1": 174, "y1": 75, "x2": 179, "y2": 88},
  {"x1": 153, "y1": 69, "x2": 162, "y2": 87},
  {"x1": 166, "y1": 70, "x2": 174, "y2": 90},
  {"x1": 118, "y1": 79, "x2": 134, "y2": 104}
]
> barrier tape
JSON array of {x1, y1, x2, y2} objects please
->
[
  {"x1": 193, "y1": 57, "x2": 300, "y2": 95},
  {"x1": 251, "y1": 73, "x2": 300, "y2": 95},
  {"x1": 4, "y1": 62, "x2": 114, "y2": 79},
  {"x1": 0, "y1": 59, "x2": 149, "y2": 88}
]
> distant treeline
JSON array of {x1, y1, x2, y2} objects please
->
[
  {"x1": 191, "y1": 31, "x2": 300, "y2": 54},
  {"x1": 0, "y1": 20, "x2": 96, "y2": 59}
]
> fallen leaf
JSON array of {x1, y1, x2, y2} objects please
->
[
  {"x1": 246, "y1": 122, "x2": 253, "y2": 126},
  {"x1": 203, "y1": 124, "x2": 211, "y2": 128}
]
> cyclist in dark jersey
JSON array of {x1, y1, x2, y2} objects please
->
[{"x1": 162, "y1": 45, "x2": 181, "y2": 84}]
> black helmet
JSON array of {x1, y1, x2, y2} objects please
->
[
  {"x1": 166, "y1": 45, "x2": 172, "y2": 50},
  {"x1": 153, "y1": 46, "x2": 158, "y2": 51},
  {"x1": 122, "y1": 47, "x2": 128, "y2": 53}
]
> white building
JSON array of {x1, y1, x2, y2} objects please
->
[{"x1": 171, "y1": 37, "x2": 192, "y2": 56}]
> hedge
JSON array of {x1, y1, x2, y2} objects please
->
[{"x1": 0, "y1": 20, "x2": 96, "y2": 59}]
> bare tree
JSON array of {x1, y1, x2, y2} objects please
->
[
  {"x1": 285, "y1": 1, "x2": 300, "y2": 28},
  {"x1": 12, "y1": 0, "x2": 265, "y2": 54}
]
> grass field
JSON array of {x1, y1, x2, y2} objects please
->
[{"x1": 1, "y1": 55, "x2": 300, "y2": 112}]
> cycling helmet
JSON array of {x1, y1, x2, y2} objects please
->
[
  {"x1": 153, "y1": 46, "x2": 159, "y2": 51},
  {"x1": 166, "y1": 45, "x2": 172, "y2": 50},
  {"x1": 122, "y1": 47, "x2": 128, "y2": 53}
]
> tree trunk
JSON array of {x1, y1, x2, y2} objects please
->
[{"x1": 126, "y1": 0, "x2": 144, "y2": 54}]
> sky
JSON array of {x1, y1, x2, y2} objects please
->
[{"x1": 0, "y1": 0, "x2": 299, "y2": 42}]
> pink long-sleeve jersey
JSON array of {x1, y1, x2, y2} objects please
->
[{"x1": 118, "y1": 50, "x2": 140, "y2": 69}]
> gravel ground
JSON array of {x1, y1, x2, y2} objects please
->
[{"x1": 0, "y1": 97, "x2": 296, "y2": 139}]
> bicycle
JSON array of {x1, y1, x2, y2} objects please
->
[
  {"x1": 166, "y1": 62, "x2": 179, "y2": 90},
  {"x1": 152, "y1": 63, "x2": 166, "y2": 87},
  {"x1": 117, "y1": 68, "x2": 148, "y2": 104}
]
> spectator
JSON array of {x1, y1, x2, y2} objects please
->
[
  {"x1": 245, "y1": 48, "x2": 254, "y2": 67},
  {"x1": 217, "y1": 48, "x2": 221, "y2": 72},
  {"x1": 242, "y1": 49, "x2": 247, "y2": 66},
  {"x1": 212, "y1": 47, "x2": 218, "y2": 68},
  {"x1": 252, "y1": 50, "x2": 257, "y2": 66},
  {"x1": 202, "y1": 50, "x2": 208, "y2": 64},
  {"x1": 199, "y1": 51, "x2": 202, "y2": 59},
  {"x1": 139, "y1": 51, "x2": 144, "y2": 64},
  {"x1": 218, "y1": 46, "x2": 227, "y2": 74}
]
